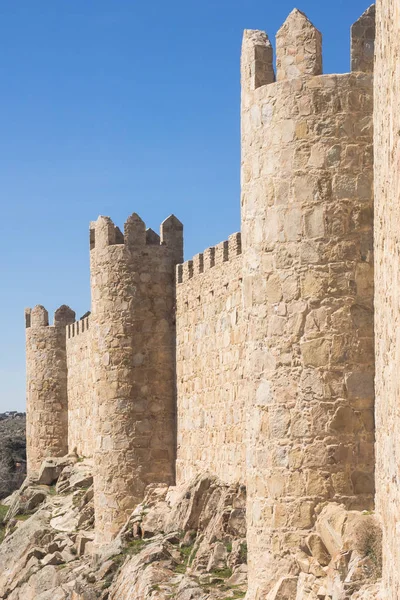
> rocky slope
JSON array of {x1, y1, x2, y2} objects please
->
[
  {"x1": 0, "y1": 413, "x2": 26, "y2": 500},
  {"x1": 0, "y1": 456, "x2": 383, "y2": 600},
  {"x1": 0, "y1": 457, "x2": 247, "y2": 600}
]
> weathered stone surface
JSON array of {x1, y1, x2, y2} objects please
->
[
  {"x1": 227, "y1": 564, "x2": 248, "y2": 586},
  {"x1": 0, "y1": 509, "x2": 53, "y2": 597},
  {"x1": 306, "y1": 534, "x2": 330, "y2": 567},
  {"x1": 12, "y1": 566, "x2": 61, "y2": 600},
  {"x1": 76, "y1": 531, "x2": 95, "y2": 556},
  {"x1": 90, "y1": 214, "x2": 183, "y2": 545},
  {"x1": 5, "y1": 485, "x2": 48, "y2": 522},
  {"x1": 37, "y1": 455, "x2": 77, "y2": 486},
  {"x1": 176, "y1": 576, "x2": 206, "y2": 600},
  {"x1": 176, "y1": 235, "x2": 245, "y2": 487},
  {"x1": 266, "y1": 576, "x2": 298, "y2": 600},
  {"x1": 316, "y1": 504, "x2": 382, "y2": 563},
  {"x1": 352, "y1": 581, "x2": 382, "y2": 600},
  {"x1": 41, "y1": 551, "x2": 64, "y2": 566},
  {"x1": 242, "y1": 13, "x2": 374, "y2": 596},
  {"x1": 65, "y1": 314, "x2": 92, "y2": 459},
  {"x1": 25, "y1": 306, "x2": 75, "y2": 473},
  {"x1": 56, "y1": 462, "x2": 93, "y2": 495},
  {"x1": 374, "y1": 1, "x2": 400, "y2": 598},
  {"x1": 276, "y1": 9, "x2": 322, "y2": 81},
  {"x1": 351, "y1": 5, "x2": 375, "y2": 73},
  {"x1": 206, "y1": 542, "x2": 228, "y2": 572},
  {"x1": 1, "y1": 458, "x2": 384, "y2": 600},
  {"x1": 295, "y1": 573, "x2": 320, "y2": 600}
]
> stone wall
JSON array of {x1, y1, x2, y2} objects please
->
[
  {"x1": 23, "y1": 8, "x2": 400, "y2": 591},
  {"x1": 241, "y1": 9, "x2": 375, "y2": 597},
  {"x1": 66, "y1": 317, "x2": 93, "y2": 459},
  {"x1": 175, "y1": 233, "x2": 246, "y2": 486},
  {"x1": 374, "y1": 1, "x2": 400, "y2": 598}
]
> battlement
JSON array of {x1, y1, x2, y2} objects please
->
[
  {"x1": 176, "y1": 232, "x2": 241, "y2": 284},
  {"x1": 351, "y1": 5, "x2": 375, "y2": 74},
  {"x1": 67, "y1": 316, "x2": 90, "y2": 339},
  {"x1": 276, "y1": 9, "x2": 322, "y2": 81},
  {"x1": 25, "y1": 305, "x2": 76, "y2": 329},
  {"x1": 242, "y1": 6, "x2": 375, "y2": 95},
  {"x1": 89, "y1": 213, "x2": 183, "y2": 262}
]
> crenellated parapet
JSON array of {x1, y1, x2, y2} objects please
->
[
  {"x1": 25, "y1": 304, "x2": 76, "y2": 330},
  {"x1": 89, "y1": 211, "x2": 183, "y2": 545},
  {"x1": 89, "y1": 212, "x2": 183, "y2": 260},
  {"x1": 67, "y1": 316, "x2": 90, "y2": 339},
  {"x1": 241, "y1": 7, "x2": 375, "y2": 597},
  {"x1": 241, "y1": 30, "x2": 275, "y2": 94},
  {"x1": 177, "y1": 233, "x2": 241, "y2": 284},
  {"x1": 25, "y1": 304, "x2": 75, "y2": 473}
]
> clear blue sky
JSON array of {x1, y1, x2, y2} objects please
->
[{"x1": 0, "y1": 0, "x2": 373, "y2": 411}]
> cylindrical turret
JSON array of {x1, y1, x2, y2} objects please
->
[
  {"x1": 25, "y1": 304, "x2": 76, "y2": 473},
  {"x1": 90, "y1": 212, "x2": 183, "y2": 545},
  {"x1": 241, "y1": 9, "x2": 375, "y2": 596}
]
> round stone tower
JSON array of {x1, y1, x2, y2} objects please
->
[
  {"x1": 90, "y1": 212, "x2": 183, "y2": 545},
  {"x1": 25, "y1": 304, "x2": 76, "y2": 473},
  {"x1": 241, "y1": 8, "x2": 375, "y2": 596}
]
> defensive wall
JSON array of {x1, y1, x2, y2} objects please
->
[
  {"x1": 66, "y1": 316, "x2": 93, "y2": 459},
  {"x1": 23, "y1": 3, "x2": 400, "y2": 598},
  {"x1": 176, "y1": 232, "x2": 246, "y2": 486}
]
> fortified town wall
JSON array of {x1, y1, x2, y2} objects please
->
[
  {"x1": 66, "y1": 317, "x2": 92, "y2": 459},
  {"x1": 23, "y1": 2, "x2": 400, "y2": 598},
  {"x1": 176, "y1": 233, "x2": 246, "y2": 486}
]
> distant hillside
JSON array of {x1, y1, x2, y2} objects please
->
[{"x1": 0, "y1": 413, "x2": 26, "y2": 499}]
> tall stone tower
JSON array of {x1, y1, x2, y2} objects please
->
[
  {"x1": 241, "y1": 8, "x2": 375, "y2": 596},
  {"x1": 374, "y1": 0, "x2": 400, "y2": 598},
  {"x1": 25, "y1": 304, "x2": 76, "y2": 473},
  {"x1": 90, "y1": 213, "x2": 183, "y2": 544}
]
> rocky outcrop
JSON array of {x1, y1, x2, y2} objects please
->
[
  {"x1": 258, "y1": 503, "x2": 383, "y2": 600},
  {"x1": 0, "y1": 413, "x2": 26, "y2": 499},
  {"x1": 0, "y1": 461, "x2": 247, "y2": 600},
  {"x1": 109, "y1": 474, "x2": 247, "y2": 600},
  {"x1": 287, "y1": 504, "x2": 381, "y2": 600},
  {"x1": 0, "y1": 456, "x2": 382, "y2": 600}
]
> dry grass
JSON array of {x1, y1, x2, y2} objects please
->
[{"x1": 353, "y1": 515, "x2": 382, "y2": 579}]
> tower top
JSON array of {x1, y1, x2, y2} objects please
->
[{"x1": 276, "y1": 8, "x2": 322, "y2": 81}]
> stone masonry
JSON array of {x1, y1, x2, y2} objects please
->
[
  {"x1": 90, "y1": 214, "x2": 183, "y2": 544},
  {"x1": 374, "y1": 0, "x2": 400, "y2": 598},
  {"x1": 25, "y1": 304, "x2": 75, "y2": 473},
  {"x1": 176, "y1": 233, "x2": 245, "y2": 486},
  {"x1": 241, "y1": 9, "x2": 375, "y2": 597},
  {"x1": 23, "y1": 2, "x2": 400, "y2": 598},
  {"x1": 66, "y1": 316, "x2": 92, "y2": 458}
]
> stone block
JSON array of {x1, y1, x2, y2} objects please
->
[
  {"x1": 267, "y1": 577, "x2": 298, "y2": 600},
  {"x1": 306, "y1": 534, "x2": 330, "y2": 567}
]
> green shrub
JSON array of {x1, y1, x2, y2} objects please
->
[
  {"x1": 0, "y1": 505, "x2": 8, "y2": 524},
  {"x1": 211, "y1": 568, "x2": 233, "y2": 579},
  {"x1": 239, "y1": 542, "x2": 247, "y2": 563}
]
